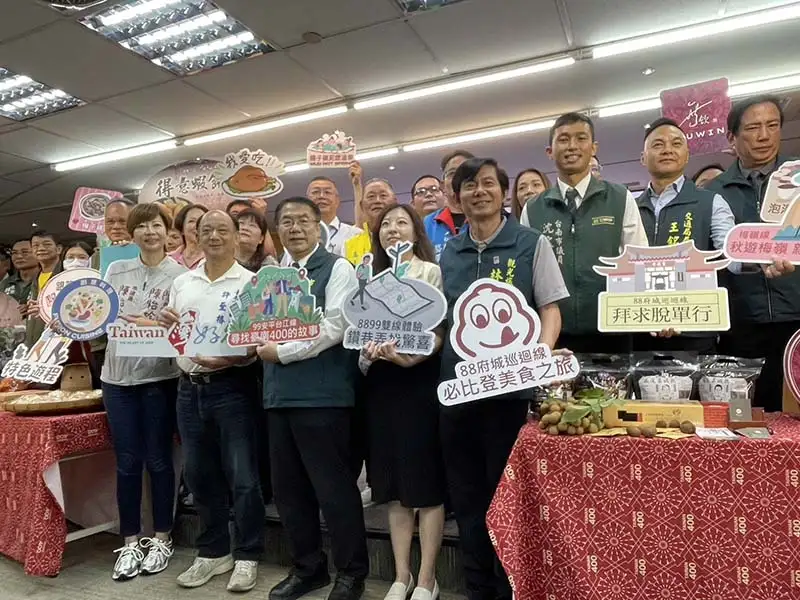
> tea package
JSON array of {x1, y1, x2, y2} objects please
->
[
  {"x1": 697, "y1": 355, "x2": 762, "y2": 406},
  {"x1": 572, "y1": 354, "x2": 631, "y2": 400},
  {"x1": 631, "y1": 353, "x2": 699, "y2": 402}
]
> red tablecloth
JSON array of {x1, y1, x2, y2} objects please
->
[
  {"x1": 487, "y1": 415, "x2": 800, "y2": 600},
  {"x1": 0, "y1": 410, "x2": 111, "y2": 576}
]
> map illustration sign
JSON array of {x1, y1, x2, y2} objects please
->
[
  {"x1": 50, "y1": 277, "x2": 119, "y2": 341},
  {"x1": 660, "y1": 78, "x2": 731, "y2": 155},
  {"x1": 437, "y1": 279, "x2": 579, "y2": 406},
  {"x1": 343, "y1": 242, "x2": 446, "y2": 355},
  {"x1": 307, "y1": 130, "x2": 356, "y2": 168},
  {"x1": 69, "y1": 187, "x2": 124, "y2": 233},
  {"x1": 593, "y1": 241, "x2": 731, "y2": 332},
  {"x1": 1, "y1": 329, "x2": 71, "y2": 385},
  {"x1": 226, "y1": 265, "x2": 322, "y2": 347},
  {"x1": 215, "y1": 148, "x2": 284, "y2": 201}
]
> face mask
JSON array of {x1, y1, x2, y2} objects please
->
[{"x1": 64, "y1": 257, "x2": 90, "y2": 270}]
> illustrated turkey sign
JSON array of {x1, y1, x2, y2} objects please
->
[{"x1": 437, "y1": 279, "x2": 579, "y2": 406}]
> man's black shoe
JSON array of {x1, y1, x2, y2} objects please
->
[
  {"x1": 269, "y1": 571, "x2": 331, "y2": 600},
  {"x1": 327, "y1": 575, "x2": 365, "y2": 600}
]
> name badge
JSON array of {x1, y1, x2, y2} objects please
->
[{"x1": 592, "y1": 216, "x2": 615, "y2": 226}]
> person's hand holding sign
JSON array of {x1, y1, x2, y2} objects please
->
[
  {"x1": 762, "y1": 258, "x2": 795, "y2": 279},
  {"x1": 158, "y1": 307, "x2": 181, "y2": 329},
  {"x1": 377, "y1": 340, "x2": 423, "y2": 368},
  {"x1": 256, "y1": 342, "x2": 280, "y2": 363},
  {"x1": 652, "y1": 327, "x2": 680, "y2": 338}
]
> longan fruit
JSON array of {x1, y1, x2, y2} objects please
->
[
  {"x1": 668, "y1": 419, "x2": 681, "y2": 429},
  {"x1": 655, "y1": 420, "x2": 668, "y2": 429},
  {"x1": 576, "y1": 426, "x2": 585, "y2": 435},
  {"x1": 548, "y1": 426, "x2": 560, "y2": 436},
  {"x1": 581, "y1": 418, "x2": 591, "y2": 429},
  {"x1": 539, "y1": 420, "x2": 548, "y2": 430},
  {"x1": 627, "y1": 426, "x2": 642, "y2": 437},
  {"x1": 680, "y1": 421, "x2": 696, "y2": 434},
  {"x1": 557, "y1": 421, "x2": 569, "y2": 433},
  {"x1": 549, "y1": 404, "x2": 561, "y2": 413},
  {"x1": 588, "y1": 423, "x2": 599, "y2": 434},
  {"x1": 641, "y1": 425, "x2": 656, "y2": 438},
  {"x1": 567, "y1": 426, "x2": 577, "y2": 436}
]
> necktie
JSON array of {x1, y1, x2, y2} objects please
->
[{"x1": 565, "y1": 187, "x2": 579, "y2": 213}]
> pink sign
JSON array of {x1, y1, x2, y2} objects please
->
[
  {"x1": 660, "y1": 78, "x2": 731, "y2": 155},
  {"x1": 70, "y1": 187, "x2": 124, "y2": 233},
  {"x1": 724, "y1": 224, "x2": 800, "y2": 263}
]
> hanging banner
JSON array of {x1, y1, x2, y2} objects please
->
[
  {"x1": 69, "y1": 187, "x2": 124, "y2": 233},
  {"x1": 593, "y1": 241, "x2": 731, "y2": 332},
  {"x1": 660, "y1": 78, "x2": 731, "y2": 155},
  {"x1": 307, "y1": 130, "x2": 357, "y2": 168}
]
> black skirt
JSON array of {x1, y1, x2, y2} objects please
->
[{"x1": 364, "y1": 354, "x2": 446, "y2": 508}]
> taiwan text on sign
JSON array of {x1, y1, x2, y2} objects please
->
[
  {"x1": 437, "y1": 279, "x2": 579, "y2": 406},
  {"x1": 307, "y1": 130, "x2": 357, "y2": 168},
  {"x1": 660, "y1": 78, "x2": 731, "y2": 155},
  {"x1": 594, "y1": 240, "x2": 731, "y2": 332}
]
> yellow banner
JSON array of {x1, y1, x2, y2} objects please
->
[{"x1": 597, "y1": 290, "x2": 730, "y2": 332}]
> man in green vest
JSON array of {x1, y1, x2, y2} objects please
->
[
  {"x1": 706, "y1": 95, "x2": 797, "y2": 410},
  {"x1": 521, "y1": 112, "x2": 649, "y2": 353},
  {"x1": 635, "y1": 116, "x2": 739, "y2": 353}
]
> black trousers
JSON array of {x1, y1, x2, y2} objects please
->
[
  {"x1": 557, "y1": 333, "x2": 632, "y2": 355},
  {"x1": 350, "y1": 374, "x2": 370, "y2": 481},
  {"x1": 440, "y1": 398, "x2": 529, "y2": 600},
  {"x1": 269, "y1": 408, "x2": 369, "y2": 580},
  {"x1": 718, "y1": 321, "x2": 800, "y2": 412}
]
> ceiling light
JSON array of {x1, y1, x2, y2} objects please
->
[
  {"x1": 403, "y1": 120, "x2": 555, "y2": 153},
  {"x1": 80, "y1": 0, "x2": 274, "y2": 76},
  {"x1": 729, "y1": 73, "x2": 800, "y2": 97},
  {"x1": 53, "y1": 140, "x2": 179, "y2": 172},
  {"x1": 388, "y1": 165, "x2": 396, "y2": 170},
  {"x1": 354, "y1": 57, "x2": 575, "y2": 110},
  {"x1": 642, "y1": 67, "x2": 655, "y2": 76},
  {"x1": 0, "y1": 68, "x2": 82, "y2": 121},
  {"x1": 184, "y1": 105, "x2": 349, "y2": 146},
  {"x1": 355, "y1": 147, "x2": 400, "y2": 160},
  {"x1": 284, "y1": 163, "x2": 311, "y2": 173},
  {"x1": 592, "y1": 4, "x2": 800, "y2": 58},
  {"x1": 596, "y1": 98, "x2": 661, "y2": 118}
]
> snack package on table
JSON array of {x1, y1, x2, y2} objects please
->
[{"x1": 631, "y1": 352, "x2": 700, "y2": 402}]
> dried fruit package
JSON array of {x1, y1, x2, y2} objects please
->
[
  {"x1": 696, "y1": 355, "x2": 763, "y2": 403},
  {"x1": 631, "y1": 352, "x2": 699, "y2": 402},
  {"x1": 572, "y1": 354, "x2": 631, "y2": 400}
]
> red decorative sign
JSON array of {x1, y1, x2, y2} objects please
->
[{"x1": 660, "y1": 78, "x2": 731, "y2": 155}]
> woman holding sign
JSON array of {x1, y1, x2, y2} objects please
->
[
  {"x1": 359, "y1": 204, "x2": 446, "y2": 600},
  {"x1": 101, "y1": 203, "x2": 187, "y2": 581}
]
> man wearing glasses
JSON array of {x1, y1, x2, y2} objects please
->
[
  {"x1": 424, "y1": 149, "x2": 475, "y2": 261},
  {"x1": 411, "y1": 175, "x2": 446, "y2": 217},
  {"x1": 306, "y1": 176, "x2": 363, "y2": 257},
  {"x1": 3, "y1": 239, "x2": 39, "y2": 309}
]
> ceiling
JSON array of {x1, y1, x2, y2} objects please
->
[{"x1": 1, "y1": 0, "x2": 800, "y2": 241}]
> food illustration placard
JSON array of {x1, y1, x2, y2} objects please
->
[
  {"x1": 227, "y1": 266, "x2": 322, "y2": 347},
  {"x1": 215, "y1": 148, "x2": 284, "y2": 200},
  {"x1": 38, "y1": 268, "x2": 99, "y2": 324},
  {"x1": 593, "y1": 241, "x2": 731, "y2": 332},
  {"x1": 307, "y1": 130, "x2": 356, "y2": 168},
  {"x1": 70, "y1": 187, "x2": 124, "y2": 233},
  {"x1": 759, "y1": 160, "x2": 800, "y2": 222},
  {"x1": 1, "y1": 329, "x2": 71, "y2": 385},
  {"x1": 50, "y1": 278, "x2": 119, "y2": 341},
  {"x1": 438, "y1": 279, "x2": 579, "y2": 406},
  {"x1": 139, "y1": 159, "x2": 229, "y2": 211},
  {"x1": 343, "y1": 242, "x2": 446, "y2": 355}
]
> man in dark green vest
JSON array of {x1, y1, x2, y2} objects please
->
[
  {"x1": 635, "y1": 116, "x2": 739, "y2": 353},
  {"x1": 521, "y1": 112, "x2": 649, "y2": 353},
  {"x1": 440, "y1": 157, "x2": 568, "y2": 600},
  {"x1": 257, "y1": 197, "x2": 368, "y2": 600},
  {"x1": 706, "y1": 95, "x2": 797, "y2": 411}
]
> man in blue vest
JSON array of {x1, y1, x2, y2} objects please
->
[
  {"x1": 439, "y1": 157, "x2": 568, "y2": 600},
  {"x1": 425, "y1": 149, "x2": 474, "y2": 261},
  {"x1": 635, "y1": 117, "x2": 739, "y2": 353},
  {"x1": 706, "y1": 95, "x2": 797, "y2": 410},
  {"x1": 521, "y1": 112, "x2": 649, "y2": 353},
  {"x1": 257, "y1": 197, "x2": 368, "y2": 600}
]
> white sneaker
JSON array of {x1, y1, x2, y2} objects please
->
[
  {"x1": 227, "y1": 560, "x2": 258, "y2": 593},
  {"x1": 176, "y1": 555, "x2": 234, "y2": 588},
  {"x1": 385, "y1": 574, "x2": 414, "y2": 600},
  {"x1": 361, "y1": 486, "x2": 374, "y2": 508},
  {"x1": 410, "y1": 581, "x2": 439, "y2": 600},
  {"x1": 112, "y1": 542, "x2": 144, "y2": 581},
  {"x1": 140, "y1": 537, "x2": 174, "y2": 575}
]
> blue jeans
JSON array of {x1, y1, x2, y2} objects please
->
[
  {"x1": 177, "y1": 370, "x2": 265, "y2": 560},
  {"x1": 102, "y1": 380, "x2": 177, "y2": 537}
]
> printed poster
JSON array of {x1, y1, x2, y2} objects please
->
[
  {"x1": 593, "y1": 241, "x2": 731, "y2": 332},
  {"x1": 1, "y1": 329, "x2": 71, "y2": 385},
  {"x1": 37, "y1": 268, "x2": 99, "y2": 323},
  {"x1": 437, "y1": 279, "x2": 579, "y2": 406},
  {"x1": 660, "y1": 78, "x2": 731, "y2": 155},
  {"x1": 343, "y1": 242, "x2": 446, "y2": 355},
  {"x1": 50, "y1": 277, "x2": 119, "y2": 341},
  {"x1": 69, "y1": 187, "x2": 124, "y2": 233},
  {"x1": 759, "y1": 160, "x2": 800, "y2": 223},
  {"x1": 215, "y1": 148, "x2": 284, "y2": 200},
  {"x1": 100, "y1": 243, "x2": 140, "y2": 278},
  {"x1": 226, "y1": 265, "x2": 322, "y2": 347},
  {"x1": 307, "y1": 130, "x2": 356, "y2": 168},
  {"x1": 139, "y1": 158, "x2": 228, "y2": 210}
]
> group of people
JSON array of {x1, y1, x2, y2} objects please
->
[{"x1": 1, "y1": 91, "x2": 796, "y2": 600}]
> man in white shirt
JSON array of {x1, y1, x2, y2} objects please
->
[
  {"x1": 163, "y1": 210, "x2": 265, "y2": 593},
  {"x1": 521, "y1": 112, "x2": 648, "y2": 353},
  {"x1": 257, "y1": 197, "x2": 367, "y2": 600},
  {"x1": 306, "y1": 176, "x2": 363, "y2": 256}
]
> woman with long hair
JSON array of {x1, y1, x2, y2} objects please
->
[
  {"x1": 170, "y1": 203, "x2": 207, "y2": 269},
  {"x1": 234, "y1": 208, "x2": 277, "y2": 271},
  {"x1": 512, "y1": 168, "x2": 551, "y2": 220},
  {"x1": 360, "y1": 203, "x2": 445, "y2": 600}
]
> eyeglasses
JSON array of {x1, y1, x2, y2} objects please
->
[
  {"x1": 414, "y1": 185, "x2": 441, "y2": 197},
  {"x1": 279, "y1": 217, "x2": 319, "y2": 229}
]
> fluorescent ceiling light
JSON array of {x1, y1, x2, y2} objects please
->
[
  {"x1": 354, "y1": 57, "x2": 575, "y2": 110},
  {"x1": 596, "y1": 98, "x2": 662, "y2": 118},
  {"x1": 403, "y1": 120, "x2": 555, "y2": 153},
  {"x1": 592, "y1": 4, "x2": 800, "y2": 58},
  {"x1": 284, "y1": 164, "x2": 311, "y2": 173},
  {"x1": 729, "y1": 73, "x2": 800, "y2": 97},
  {"x1": 80, "y1": 0, "x2": 273, "y2": 76},
  {"x1": 0, "y1": 68, "x2": 82, "y2": 121},
  {"x1": 184, "y1": 105, "x2": 349, "y2": 147},
  {"x1": 355, "y1": 147, "x2": 400, "y2": 160},
  {"x1": 53, "y1": 140, "x2": 178, "y2": 172}
]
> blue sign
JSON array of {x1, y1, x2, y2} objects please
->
[{"x1": 51, "y1": 278, "x2": 120, "y2": 341}]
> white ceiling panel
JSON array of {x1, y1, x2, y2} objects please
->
[
  {"x1": 102, "y1": 80, "x2": 250, "y2": 136},
  {"x1": 410, "y1": 0, "x2": 569, "y2": 72},
  {"x1": 724, "y1": 0, "x2": 800, "y2": 14},
  {"x1": 0, "y1": 20, "x2": 174, "y2": 101},
  {"x1": 1, "y1": 166, "x2": 60, "y2": 186},
  {"x1": 218, "y1": 0, "x2": 402, "y2": 48},
  {"x1": 0, "y1": 150, "x2": 45, "y2": 176},
  {"x1": 0, "y1": 176, "x2": 28, "y2": 199},
  {"x1": 289, "y1": 21, "x2": 441, "y2": 96},
  {"x1": 32, "y1": 104, "x2": 174, "y2": 149},
  {"x1": 0, "y1": 127, "x2": 100, "y2": 163},
  {"x1": 188, "y1": 52, "x2": 340, "y2": 117},
  {"x1": 0, "y1": 0, "x2": 61, "y2": 43}
]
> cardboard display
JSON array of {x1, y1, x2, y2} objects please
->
[
  {"x1": 307, "y1": 130, "x2": 356, "y2": 168},
  {"x1": 660, "y1": 78, "x2": 731, "y2": 155},
  {"x1": 38, "y1": 268, "x2": 99, "y2": 324},
  {"x1": 215, "y1": 148, "x2": 284, "y2": 200},
  {"x1": 593, "y1": 240, "x2": 731, "y2": 332},
  {"x1": 50, "y1": 277, "x2": 119, "y2": 341},
  {"x1": 139, "y1": 158, "x2": 228, "y2": 210},
  {"x1": 69, "y1": 187, "x2": 124, "y2": 234},
  {"x1": 343, "y1": 242, "x2": 446, "y2": 355},
  {"x1": 0, "y1": 329, "x2": 71, "y2": 385},
  {"x1": 437, "y1": 279, "x2": 579, "y2": 406},
  {"x1": 759, "y1": 160, "x2": 800, "y2": 223}
]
